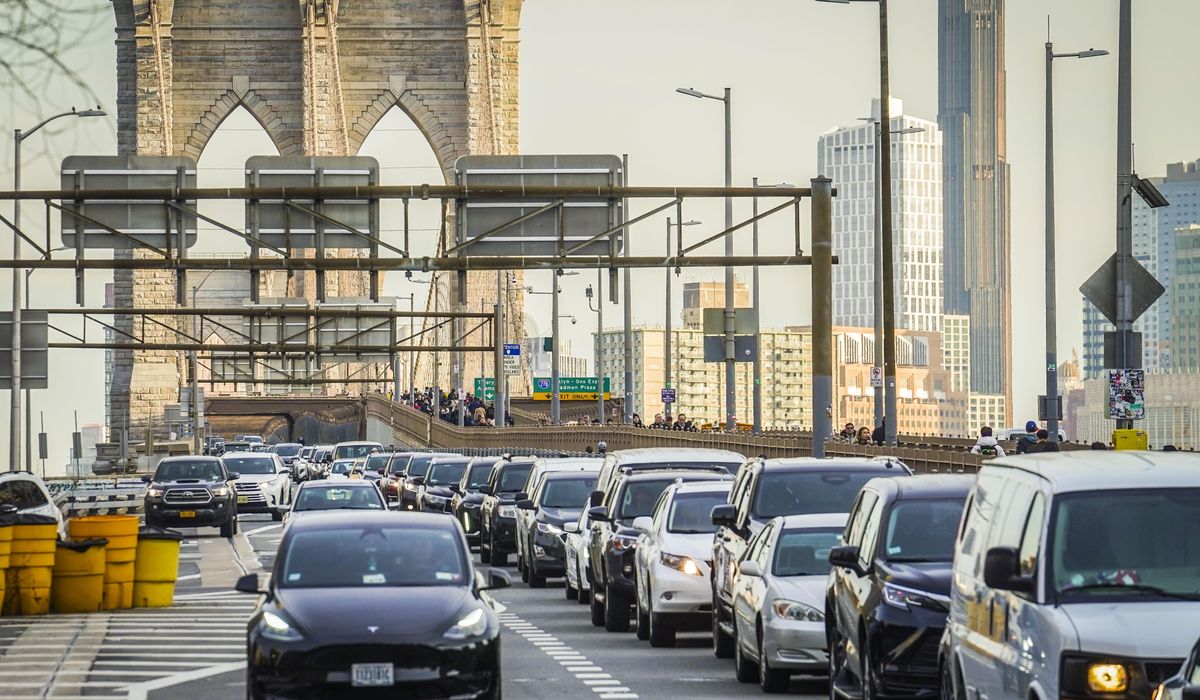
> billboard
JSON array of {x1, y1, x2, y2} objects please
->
[{"x1": 1107, "y1": 369, "x2": 1145, "y2": 420}]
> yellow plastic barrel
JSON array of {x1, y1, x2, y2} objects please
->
[
  {"x1": 5, "y1": 514, "x2": 58, "y2": 616},
  {"x1": 52, "y1": 539, "x2": 107, "y2": 614},
  {"x1": 68, "y1": 515, "x2": 139, "y2": 610},
  {"x1": 133, "y1": 527, "x2": 183, "y2": 608}
]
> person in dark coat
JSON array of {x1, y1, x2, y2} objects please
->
[
  {"x1": 871, "y1": 418, "x2": 886, "y2": 446},
  {"x1": 1025, "y1": 429, "x2": 1060, "y2": 453}
]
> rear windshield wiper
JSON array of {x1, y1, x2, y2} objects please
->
[{"x1": 1058, "y1": 582, "x2": 1200, "y2": 601}]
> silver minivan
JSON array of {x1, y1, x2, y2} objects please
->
[{"x1": 940, "y1": 452, "x2": 1200, "y2": 700}]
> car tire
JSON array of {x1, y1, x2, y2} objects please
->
[
  {"x1": 479, "y1": 529, "x2": 492, "y2": 565},
  {"x1": 528, "y1": 561, "x2": 546, "y2": 589},
  {"x1": 635, "y1": 593, "x2": 650, "y2": 641},
  {"x1": 577, "y1": 583, "x2": 590, "y2": 604},
  {"x1": 603, "y1": 587, "x2": 630, "y2": 632},
  {"x1": 733, "y1": 620, "x2": 759, "y2": 683},
  {"x1": 759, "y1": 627, "x2": 790, "y2": 693},
  {"x1": 648, "y1": 612, "x2": 675, "y2": 648},
  {"x1": 565, "y1": 580, "x2": 577, "y2": 600},
  {"x1": 490, "y1": 534, "x2": 507, "y2": 567},
  {"x1": 245, "y1": 670, "x2": 262, "y2": 700},
  {"x1": 941, "y1": 657, "x2": 965, "y2": 700},
  {"x1": 271, "y1": 509, "x2": 283, "y2": 522},
  {"x1": 711, "y1": 594, "x2": 734, "y2": 659},
  {"x1": 220, "y1": 515, "x2": 236, "y2": 538},
  {"x1": 590, "y1": 589, "x2": 605, "y2": 627},
  {"x1": 145, "y1": 513, "x2": 161, "y2": 529},
  {"x1": 861, "y1": 635, "x2": 881, "y2": 700},
  {"x1": 828, "y1": 624, "x2": 843, "y2": 700}
]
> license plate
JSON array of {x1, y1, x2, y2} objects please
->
[
  {"x1": 179, "y1": 510, "x2": 196, "y2": 518},
  {"x1": 237, "y1": 496, "x2": 248, "y2": 504},
  {"x1": 351, "y1": 663, "x2": 393, "y2": 687}
]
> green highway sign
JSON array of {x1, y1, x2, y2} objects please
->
[
  {"x1": 531, "y1": 377, "x2": 611, "y2": 401},
  {"x1": 472, "y1": 378, "x2": 496, "y2": 401}
]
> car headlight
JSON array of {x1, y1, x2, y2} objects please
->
[
  {"x1": 146, "y1": 488, "x2": 164, "y2": 498},
  {"x1": 498, "y1": 505, "x2": 516, "y2": 519},
  {"x1": 659, "y1": 552, "x2": 703, "y2": 576},
  {"x1": 211, "y1": 487, "x2": 230, "y2": 497},
  {"x1": 1087, "y1": 663, "x2": 1128, "y2": 694},
  {"x1": 260, "y1": 610, "x2": 303, "y2": 642},
  {"x1": 771, "y1": 599, "x2": 824, "y2": 622},
  {"x1": 536, "y1": 522, "x2": 563, "y2": 536},
  {"x1": 610, "y1": 533, "x2": 639, "y2": 552},
  {"x1": 443, "y1": 607, "x2": 488, "y2": 640},
  {"x1": 882, "y1": 582, "x2": 948, "y2": 611}
]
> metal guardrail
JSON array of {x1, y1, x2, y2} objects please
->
[
  {"x1": 365, "y1": 395, "x2": 986, "y2": 474},
  {"x1": 46, "y1": 477, "x2": 147, "y2": 516}
]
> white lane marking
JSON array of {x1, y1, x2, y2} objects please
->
[
  {"x1": 242, "y1": 523, "x2": 283, "y2": 535},
  {"x1": 499, "y1": 613, "x2": 638, "y2": 699},
  {"x1": 125, "y1": 660, "x2": 246, "y2": 700},
  {"x1": 175, "y1": 573, "x2": 202, "y2": 581}
]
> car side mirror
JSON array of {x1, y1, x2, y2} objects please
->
[
  {"x1": 710, "y1": 504, "x2": 737, "y2": 528},
  {"x1": 482, "y1": 568, "x2": 511, "y2": 591},
  {"x1": 226, "y1": 472, "x2": 240, "y2": 481},
  {"x1": 234, "y1": 573, "x2": 265, "y2": 595},
  {"x1": 411, "y1": 477, "x2": 425, "y2": 486},
  {"x1": 376, "y1": 468, "x2": 386, "y2": 475},
  {"x1": 449, "y1": 484, "x2": 462, "y2": 494},
  {"x1": 479, "y1": 485, "x2": 493, "y2": 496},
  {"x1": 516, "y1": 499, "x2": 535, "y2": 510},
  {"x1": 587, "y1": 506, "x2": 610, "y2": 522},
  {"x1": 563, "y1": 522, "x2": 579, "y2": 534},
  {"x1": 738, "y1": 560, "x2": 762, "y2": 578},
  {"x1": 140, "y1": 475, "x2": 152, "y2": 483},
  {"x1": 983, "y1": 546, "x2": 1034, "y2": 594},
  {"x1": 588, "y1": 490, "x2": 603, "y2": 508},
  {"x1": 516, "y1": 492, "x2": 528, "y2": 501},
  {"x1": 631, "y1": 516, "x2": 653, "y2": 535},
  {"x1": 829, "y1": 545, "x2": 866, "y2": 575}
]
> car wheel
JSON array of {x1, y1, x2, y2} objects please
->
[
  {"x1": 220, "y1": 515, "x2": 236, "y2": 538},
  {"x1": 635, "y1": 591, "x2": 650, "y2": 641},
  {"x1": 711, "y1": 594, "x2": 734, "y2": 659},
  {"x1": 528, "y1": 562, "x2": 546, "y2": 589},
  {"x1": 648, "y1": 612, "x2": 676, "y2": 648},
  {"x1": 520, "y1": 560, "x2": 530, "y2": 583},
  {"x1": 479, "y1": 528, "x2": 492, "y2": 564},
  {"x1": 490, "y1": 534, "x2": 507, "y2": 567},
  {"x1": 271, "y1": 509, "x2": 283, "y2": 522},
  {"x1": 941, "y1": 657, "x2": 965, "y2": 700},
  {"x1": 861, "y1": 636, "x2": 881, "y2": 700},
  {"x1": 565, "y1": 579, "x2": 577, "y2": 600},
  {"x1": 604, "y1": 587, "x2": 630, "y2": 632},
  {"x1": 590, "y1": 588, "x2": 605, "y2": 627},
  {"x1": 828, "y1": 624, "x2": 843, "y2": 700},
  {"x1": 759, "y1": 626, "x2": 790, "y2": 693},
  {"x1": 145, "y1": 513, "x2": 161, "y2": 529},
  {"x1": 733, "y1": 619, "x2": 759, "y2": 683},
  {"x1": 245, "y1": 669, "x2": 262, "y2": 700}
]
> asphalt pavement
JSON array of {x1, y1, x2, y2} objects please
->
[{"x1": 0, "y1": 512, "x2": 827, "y2": 699}]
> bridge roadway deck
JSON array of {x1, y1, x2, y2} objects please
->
[{"x1": 0, "y1": 513, "x2": 821, "y2": 700}]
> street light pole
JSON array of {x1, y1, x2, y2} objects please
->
[
  {"x1": 663, "y1": 217, "x2": 701, "y2": 422},
  {"x1": 588, "y1": 274, "x2": 604, "y2": 425},
  {"x1": 551, "y1": 274, "x2": 561, "y2": 424},
  {"x1": 10, "y1": 106, "x2": 105, "y2": 471}
]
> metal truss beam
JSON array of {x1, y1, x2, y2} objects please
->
[
  {"x1": 50, "y1": 343, "x2": 492, "y2": 352},
  {"x1": 0, "y1": 255, "x2": 821, "y2": 271},
  {"x1": 0, "y1": 185, "x2": 816, "y2": 201}
]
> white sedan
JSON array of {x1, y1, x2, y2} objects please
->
[
  {"x1": 731, "y1": 512, "x2": 846, "y2": 692},
  {"x1": 633, "y1": 480, "x2": 733, "y2": 647}
]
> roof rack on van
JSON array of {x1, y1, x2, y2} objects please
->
[{"x1": 617, "y1": 464, "x2": 730, "y2": 475}]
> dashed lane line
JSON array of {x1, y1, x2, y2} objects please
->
[{"x1": 497, "y1": 610, "x2": 638, "y2": 700}]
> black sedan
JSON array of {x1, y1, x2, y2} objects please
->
[
  {"x1": 452, "y1": 458, "x2": 499, "y2": 545},
  {"x1": 516, "y1": 470, "x2": 598, "y2": 588},
  {"x1": 419, "y1": 458, "x2": 472, "y2": 513},
  {"x1": 237, "y1": 511, "x2": 510, "y2": 699}
]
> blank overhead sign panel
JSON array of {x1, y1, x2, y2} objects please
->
[
  {"x1": 0, "y1": 311, "x2": 48, "y2": 390},
  {"x1": 245, "y1": 156, "x2": 379, "y2": 249},
  {"x1": 60, "y1": 155, "x2": 198, "y2": 250},
  {"x1": 455, "y1": 154, "x2": 623, "y2": 256},
  {"x1": 316, "y1": 298, "x2": 396, "y2": 363},
  {"x1": 243, "y1": 299, "x2": 311, "y2": 349}
]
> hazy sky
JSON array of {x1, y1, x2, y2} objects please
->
[{"x1": 3, "y1": 0, "x2": 1199, "y2": 473}]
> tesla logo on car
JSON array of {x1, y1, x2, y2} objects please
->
[{"x1": 367, "y1": 626, "x2": 379, "y2": 634}]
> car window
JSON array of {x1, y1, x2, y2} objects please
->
[
  {"x1": 743, "y1": 522, "x2": 771, "y2": 563},
  {"x1": 294, "y1": 486, "x2": 384, "y2": 511},
  {"x1": 280, "y1": 526, "x2": 465, "y2": 587},
  {"x1": 386, "y1": 454, "x2": 410, "y2": 474},
  {"x1": 333, "y1": 444, "x2": 380, "y2": 460},
  {"x1": 0, "y1": 480, "x2": 48, "y2": 510},
  {"x1": 617, "y1": 479, "x2": 675, "y2": 520},
  {"x1": 223, "y1": 457, "x2": 277, "y2": 475},
  {"x1": 154, "y1": 460, "x2": 224, "y2": 482},
  {"x1": 668, "y1": 491, "x2": 728, "y2": 534},
  {"x1": 1019, "y1": 493, "x2": 1045, "y2": 578},
  {"x1": 844, "y1": 491, "x2": 878, "y2": 547},
  {"x1": 883, "y1": 498, "x2": 965, "y2": 562},
  {"x1": 498, "y1": 464, "x2": 534, "y2": 493},
  {"x1": 957, "y1": 472, "x2": 1004, "y2": 578},
  {"x1": 858, "y1": 498, "x2": 884, "y2": 566},
  {"x1": 331, "y1": 461, "x2": 355, "y2": 474},
  {"x1": 992, "y1": 480, "x2": 1035, "y2": 550},
  {"x1": 540, "y1": 477, "x2": 597, "y2": 509},
  {"x1": 428, "y1": 462, "x2": 469, "y2": 487},
  {"x1": 274, "y1": 444, "x2": 302, "y2": 457},
  {"x1": 364, "y1": 454, "x2": 391, "y2": 472},
  {"x1": 464, "y1": 463, "x2": 495, "y2": 489},
  {"x1": 773, "y1": 528, "x2": 841, "y2": 577},
  {"x1": 753, "y1": 470, "x2": 884, "y2": 519},
  {"x1": 406, "y1": 455, "x2": 436, "y2": 478}
]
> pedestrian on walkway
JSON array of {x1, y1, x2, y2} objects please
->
[
  {"x1": 839, "y1": 423, "x2": 857, "y2": 442},
  {"x1": 871, "y1": 418, "x2": 886, "y2": 446},
  {"x1": 970, "y1": 426, "x2": 1006, "y2": 457},
  {"x1": 855, "y1": 427, "x2": 872, "y2": 445},
  {"x1": 1025, "y1": 429, "x2": 1060, "y2": 453},
  {"x1": 1015, "y1": 421, "x2": 1040, "y2": 454}
]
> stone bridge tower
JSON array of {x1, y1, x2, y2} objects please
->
[{"x1": 110, "y1": 0, "x2": 525, "y2": 433}]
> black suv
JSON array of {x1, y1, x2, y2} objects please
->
[
  {"x1": 398, "y1": 452, "x2": 458, "y2": 511},
  {"x1": 452, "y1": 458, "x2": 499, "y2": 546},
  {"x1": 827, "y1": 474, "x2": 972, "y2": 699},
  {"x1": 479, "y1": 458, "x2": 536, "y2": 566},
  {"x1": 710, "y1": 457, "x2": 911, "y2": 658},
  {"x1": 588, "y1": 469, "x2": 731, "y2": 632},
  {"x1": 143, "y1": 456, "x2": 240, "y2": 536},
  {"x1": 419, "y1": 457, "x2": 473, "y2": 513},
  {"x1": 516, "y1": 469, "x2": 599, "y2": 588}
]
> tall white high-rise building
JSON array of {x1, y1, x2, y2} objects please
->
[{"x1": 817, "y1": 97, "x2": 944, "y2": 333}]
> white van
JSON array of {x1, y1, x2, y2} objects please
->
[{"x1": 940, "y1": 452, "x2": 1200, "y2": 700}]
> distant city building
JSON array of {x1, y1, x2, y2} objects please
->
[
  {"x1": 1057, "y1": 350, "x2": 1085, "y2": 440},
  {"x1": 1068, "y1": 371, "x2": 1200, "y2": 450},
  {"x1": 520, "y1": 337, "x2": 589, "y2": 380},
  {"x1": 680, "y1": 280, "x2": 749, "y2": 330},
  {"x1": 942, "y1": 314, "x2": 970, "y2": 394},
  {"x1": 1172, "y1": 224, "x2": 1200, "y2": 371},
  {"x1": 938, "y1": 0, "x2": 1012, "y2": 414},
  {"x1": 817, "y1": 98, "x2": 944, "y2": 332},
  {"x1": 969, "y1": 394, "x2": 1007, "y2": 436}
]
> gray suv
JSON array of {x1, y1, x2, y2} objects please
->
[{"x1": 143, "y1": 456, "x2": 240, "y2": 536}]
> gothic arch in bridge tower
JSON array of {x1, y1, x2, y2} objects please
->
[{"x1": 110, "y1": 0, "x2": 526, "y2": 434}]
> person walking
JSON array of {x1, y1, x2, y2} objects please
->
[
  {"x1": 839, "y1": 423, "x2": 857, "y2": 442},
  {"x1": 970, "y1": 426, "x2": 1006, "y2": 457},
  {"x1": 871, "y1": 418, "x2": 886, "y2": 446},
  {"x1": 1025, "y1": 429, "x2": 1060, "y2": 454},
  {"x1": 1015, "y1": 421, "x2": 1040, "y2": 454},
  {"x1": 855, "y1": 427, "x2": 873, "y2": 446}
]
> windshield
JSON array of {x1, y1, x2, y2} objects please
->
[
  {"x1": 772, "y1": 528, "x2": 841, "y2": 576},
  {"x1": 364, "y1": 454, "x2": 391, "y2": 472},
  {"x1": 617, "y1": 479, "x2": 675, "y2": 520},
  {"x1": 498, "y1": 464, "x2": 534, "y2": 493},
  {"x1": 387, "y1": 454, "x2": 411, "y2": 474},
  {"x1": 752, "y1": 471, "x2": 882, "y2": 519},
  {"x1": 884, "y1": 498, "x2": 964, "y2": 562},
  {"x1": 406, "y1": 455, "x2": 437, "y2": 478},
  {"x1": 294, "y1": 486, "x2": 384, "y2": 512},
  {"x1": 668, "y1": 491, "x2": 729, "y2": 534},
  {"x1": 331, "y1": 460, "x2": 356, "y2": 474},
  {"x1": 541, "y1": 476, "x2": 597, "y2": 509},
  {"x1": 154, "y1": 460, "x2": 224, "y2": 482},
  {"x1": 223, "y1": 457, "x2": 277, "y2": 475},
  {"x1": 1052, "y1": 489, "x2": 1200, "y2": 600},
  {"x1": 465, "y1": 463, "x2": 496, "y2": 489},
  {"x1": 280, "y1": 526, "x2": 466, "y2": 588},
  {"x1": 274, "y1": 444, "x2": 302, "y2": 457},
  {"x1": 299, "y1": 447, "x2": 314, "y2": 459},
  {"x1": 428, "y1": 461, "x2": 469, "y2": 486},
  {"x1": 333, "y1": 444, "x2": 380, "y2": 460}
]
